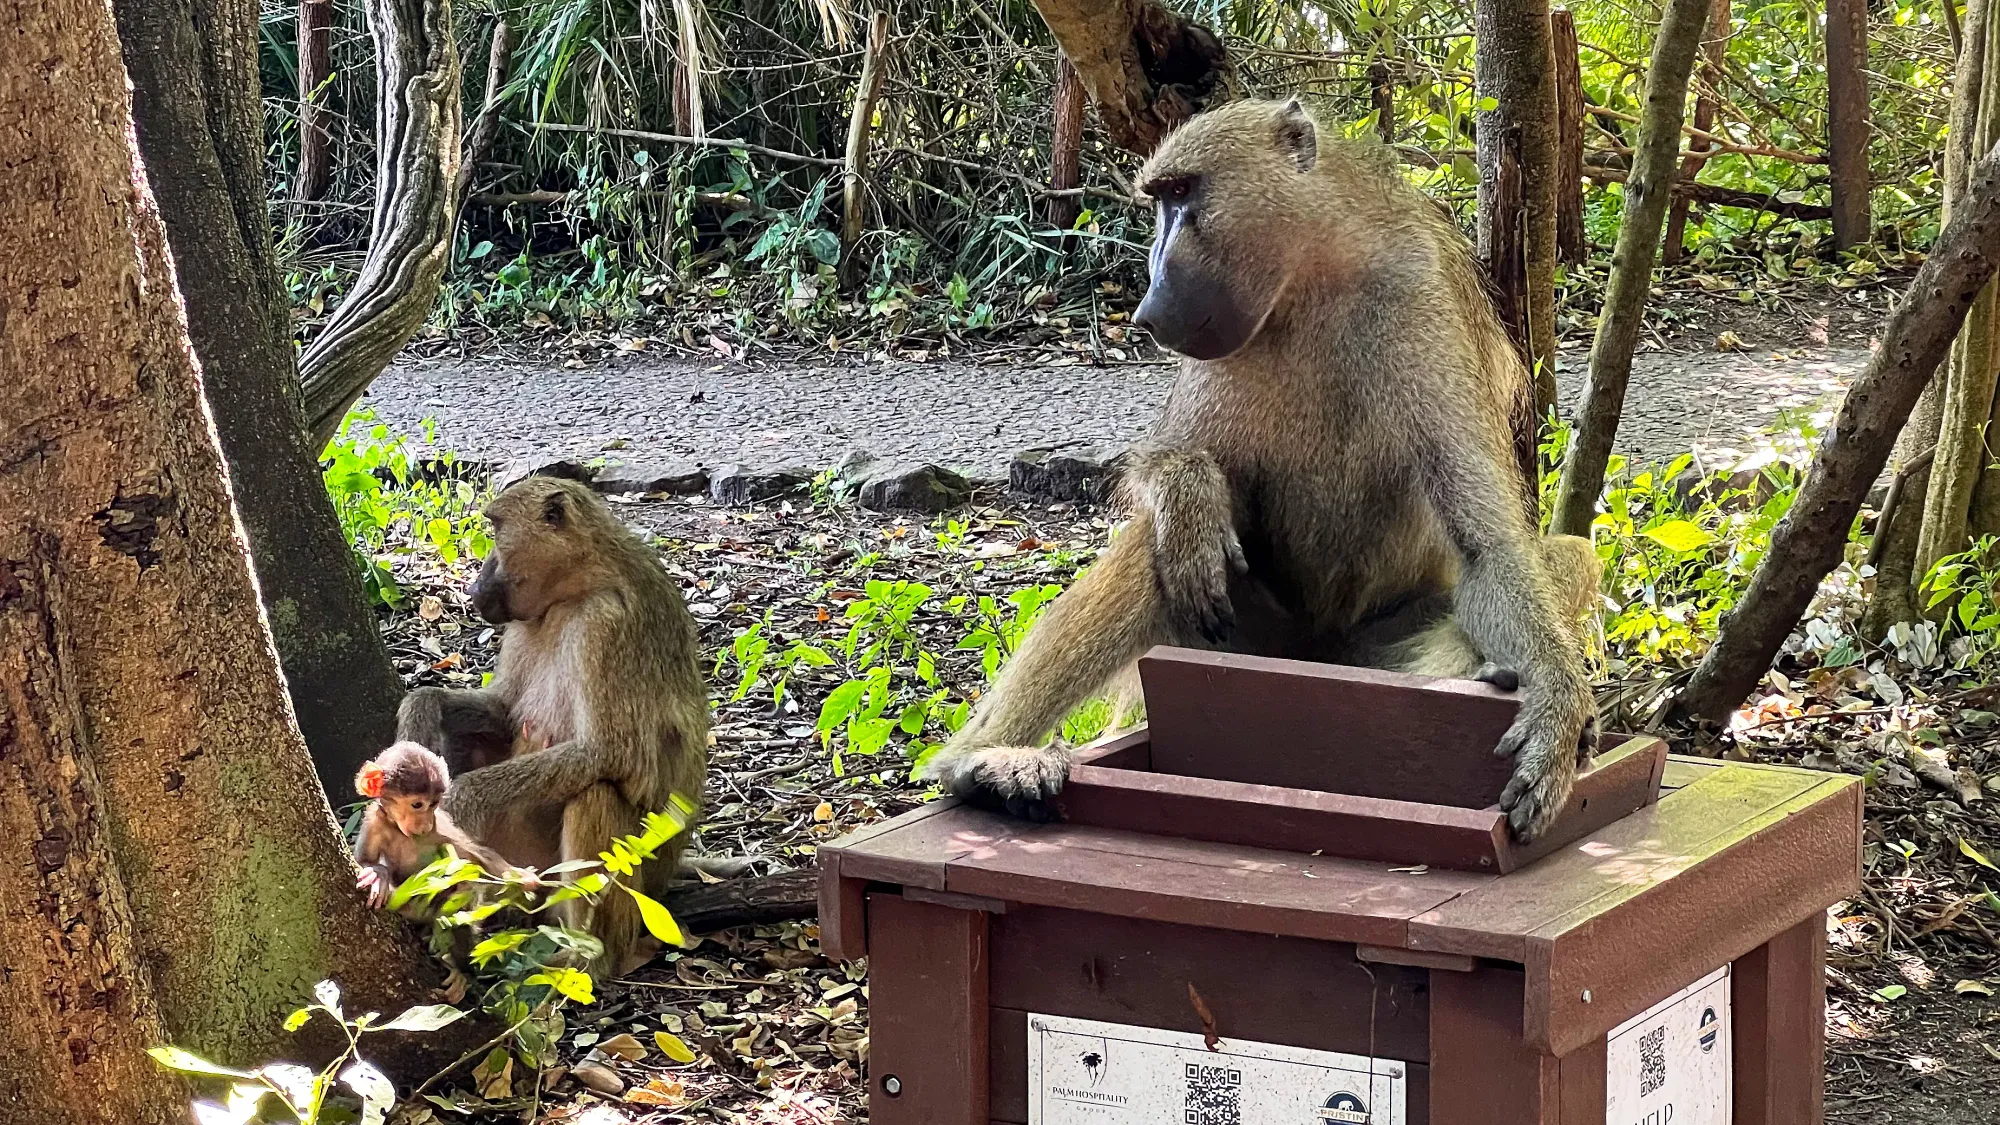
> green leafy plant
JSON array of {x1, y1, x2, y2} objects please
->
[
  {"x1": 320, "y1": 411, "x2": 491, "y2": 608},
  {"x1": 1921, "y1": 535, "x2": 2000, "y2": 665},
  {"x1": 154, "y1": 797, "x2": 697, "y2": 1122},
  {"x1": 149, "y1": 979, "x2": 465, "y2": 1125}
]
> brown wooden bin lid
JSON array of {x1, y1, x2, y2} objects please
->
[{"x1": 819, "y1": 756, "x2": 1860, "y2": 1056}]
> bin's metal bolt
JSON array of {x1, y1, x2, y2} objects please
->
[
  {"x1": 1582, "y1": 990, "x2": 1593, "y2": 1003},
  {"x1": 883, "y1": 1075, "x2": 904, "y2": 1097}
]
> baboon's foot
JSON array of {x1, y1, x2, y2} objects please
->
[{"x1": 929, "y1": 744, "x2": 1070, "y2": 822}]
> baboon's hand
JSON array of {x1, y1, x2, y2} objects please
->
[
  {"x1": 1155, "y1": 513, "x2": 1247, "y2": 645},
  {"x1": 1493, "y1": 681, "x2": 1595, "y2": 840},
  {"x1": 357, "y1": 867, "x2": 389, "y2": 909},
  {"x1": 927, "y1": 744, "x2": 1071, "y2": 823}
]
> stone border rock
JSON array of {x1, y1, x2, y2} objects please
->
[{"x1": 487, "y1": 445, "x2": 1117, "y2": 514}]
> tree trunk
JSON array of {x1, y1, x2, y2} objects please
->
[
  {"x1": 457, "y1": 14, "x2": 513, "y2": 205},
  {"x1": 296, "y1": 0, "x2": 336, "y2": 202},
  {"x1": 1, "y1": 0, "x2": 444, "y2": 1086},
  {"x1": 1050, "y1": 54, "x2": 1087, "y2": 237},
  {"x1": 299, "y1": 0, "x2": 462, "y2": 448},
  {"x1": 1475, "y1": 0, "x2": 1560, "y2": 418},
  {"x1": 1671, "y1": 138, "x2": 2000, "y2": 732},
  {"x1": 1550, "y1": 0, "x2": 1713, "y2": 538},
  {"x1": 1488, "y1": 125, "x2": 1533, "y2": 367},
  {"x1": 1024, "y1": 0, "x2": 1232, "y2": 155},
  {"x1": 1552, "y1": 10, "x2": 1588, "y2": 266},
  {"x1": 116, "y1": 0, "x2": 408, "y2": 807},
  {"x1": 1826, "y1": 0, "x2": 1872, "y2": 249},
  {"x1": 1662, "y1": 0, "x2": 1731, "y2": 266},
  {"x1": 1863, "y1": 0, "x2": 1987, "y2": 637},
  {"x1": 840, "y1": 9, "x2": 893, "y2": 289},
  {"x1": 1369, "y1": 59, "x2": 1396, "y2": 145}
]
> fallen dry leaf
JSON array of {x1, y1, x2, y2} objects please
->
[
  {"x1": 624, "y1": 1077, "x2": 686, "y2": 1106},
  {"x1": 598, "y1": 1033, "x2": 646, "y2": 1062}
]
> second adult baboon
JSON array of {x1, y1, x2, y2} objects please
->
[
  {"x1": 925, "y1": 99, "x2": 1596, "y2": 839},
  {"x1": 398, "y1": 477, "x2": 709, "y2": 973}
]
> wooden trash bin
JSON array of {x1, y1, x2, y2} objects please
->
[{"x1": 819, "y1": 648, "x2": 1862, "y2": 1125}]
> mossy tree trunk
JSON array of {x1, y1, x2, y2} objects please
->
[
  {"x1": 114, "y1": 0, "x2": 410, "y2": 806},
  {"x1": 1550, "y1": 0, "x2": 1712, "y2": 537},
  {"x1": 0, "y1": 0, "x2": 445, "y2": 1091}
]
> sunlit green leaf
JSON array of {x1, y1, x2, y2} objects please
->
[
  {"x1": 526, "y1": 967, "x2": 596, "y2": 1004},
  {"x1": 655, "y1": 1030, "x2": 698, "y2": 1063},
  {"x1": 1641, "y1": 520, "x2": 1714, "y2": 553},
  {"x1": 622, "y1": 885, "x2": 687, "y2": 947},
  {"x1": 373, "y1": 1003, "x2": 467, "y2": 1033},
  {"x1": 147, "y1": 1046, "x2": 255, "y2": 1079},
  {"x1": 1960, "y1": 837, "x2": 1997, "y2": 871}
]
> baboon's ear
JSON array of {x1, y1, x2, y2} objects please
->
[
  {"x1": 541, "y1": 492, "x2": 568, "y2": 528},
  {"x1": 1276, "y1": 98, "x2": 1317, "y2": 173}
]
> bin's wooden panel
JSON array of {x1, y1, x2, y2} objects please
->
[
  {"x1": 1409, "y1": 763, "x2": 1861, "y2": 1055},
  {"x1": 826, "y1": 760, "x2": 1859, "y2": 1061},
  {"x1": 1430, "y1": 966, "x2": 1610, "y2": 1124},
  {"x1": 1138, "y1": 647, "x2": 1522, "y2": 807},
  {"x1": 867, "y1": 895, "x2": 989, "y2": 1124},
  {"x1": 988, "y1": 905, "x2": 1430, "y2": 1060},
  {"x1": 936, "y1": 808, "x2": 1491, "y2": 948},
  {"x1": 1734, "y1": 915, "x2": 1827, "y2": 1125},
  {"x1": 1056, "y1": 733, "x2": 1666, "y2": 873}
]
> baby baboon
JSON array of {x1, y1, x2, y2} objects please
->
[
  {"x1": 925, "y1": 99, "x2": 1596, "y2": 839},
  {"x1": 352, "y1": 741, "x2": 519, "y2": 909},
  {"x1": 353, "y1": 742, "x2": 533, "y2": 1002},
  {"x1": 398, "y1": 477, "x2": 709, "y2": 974}
]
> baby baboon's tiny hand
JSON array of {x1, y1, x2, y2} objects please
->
[
  {"x1": 1493, "y1": 680, "x2": 1595, "y2": 840},
  {"x1": 357, "y1": 867, "x2": 389, "y2": 909},
  {"x1": 1155, "y1": 512, "x2": 1246, "y2": 645},
  {"x1": 927, "y1": 743, "x2": 1071, "y2": 823}
]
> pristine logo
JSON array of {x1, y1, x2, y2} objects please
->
[
  {"x1": 1316, "y1": 1092, "x2": 1370, "y2": 1123},
  {"x1": 1080, "y1": 1050, "x2": 1106, "y2": 1086}
]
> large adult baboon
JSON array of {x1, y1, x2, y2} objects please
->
[
  {"x1": 926, "y1": 99, "x2": 1596, "y2": 839},
  {"x1": 398, "y1": 477, "x2": 709, "y2": 973}
]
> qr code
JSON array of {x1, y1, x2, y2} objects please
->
[
  {"x1": 1639, "y1": 1026, "x2": 1668, "y2": 1097},
  {"x1": 1183, "y1": 1062, "x2": 1242, "y2": 1125}
]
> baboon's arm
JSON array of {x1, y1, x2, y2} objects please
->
[
  {"x1": 1419, "y1": 439, "x2": 1581, "y2": 691},
  {"x1": 1421, "y1": 433, "x2": 1594, "y2": 837},
  {"x1": 921, "y1": 520, "x2": 1169, "y2": 816},
  {"x1": 398, "y1": 686, "x2": 517, "y2": 775},
  {"x1": 1121, "y1": 445, "x2": 1244, "y2": 643},
  {"x1": 441, "y1": 738, "x2": 616, "y2": 837}
]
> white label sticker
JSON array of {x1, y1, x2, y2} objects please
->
[
  {"x1": 1606, "y1": 965, "x2": 1732, "y2": 1125},
  {"x1": 1027, "y1": 1013, "x2": 1407, "y2": 1125}
]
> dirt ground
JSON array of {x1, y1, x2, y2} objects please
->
[{"x1": 380, "y1": 485, "x2": 2000, "y2": 1124}]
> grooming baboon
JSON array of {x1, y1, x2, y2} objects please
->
[
  {"x1": 925, "y1": 99, "x2": 1596, "y2": 839},
  {"x1": 398, "y1": 477, "x2": 709, "y2": 973}
]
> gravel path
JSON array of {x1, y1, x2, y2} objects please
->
[{"x1": 366, "y1": 343, "x2": 1870, "y2": 478}]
